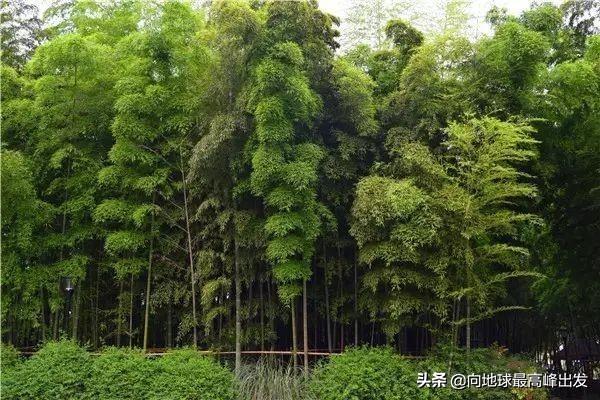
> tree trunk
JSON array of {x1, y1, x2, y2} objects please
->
[
  {"x1": 291, "y1": 300, "x2": 298, "y2": 370},
  {"x1": 323, "y1": 242, "x2": 332, "y2": 353},
  {"x1": 303, "y1": 279, "x2": 309, "y2": 378},
  {"x1": 117, "y1": 279, "x2": 123, "y2": 346},
  {"x1": 94, "y1": 267, "x2": 99, "y2": 349},
  {"x1": 235, "y1": 238, "x2": 242, "y2": 374},
  {"x1": 129, "y1": 273, "x2": 134, "y2": 348},
  {"x1": 40, "y1": 286, "x2": 46, "y2": 342},
  {"x1": 260, "y1": 276, "x2": 265, "y2": 352},
  {"x1": 143, "y1": 196, "x2": 155, "y2": 352},
  {"x1": 181, "y1": 153, "x2": 198, "y2": 348},
  {"x1": 268, "y1": 277, "x2": 274, "y2": 350},
  {"x1": 337, "y1": 243, "x2": 343, "y2": 351},
  {"x1": 72, "y1": 281, "x2": 82, "y2": 341},
  {"x1": 354, "y1": 256, "x2": 358, "y2": 347},
  {"x1": 218, "y1": 287, "x2": 223, "y2": 342},
  {"x1": 466, "y1": 297, "x2": 471, "y2": 351},
  {"x1": 167, "y1": 294, "x2": 173, "y2": 348}
]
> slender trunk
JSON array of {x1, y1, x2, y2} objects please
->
[
  {"x1": 143, "y1": 257, "x2": 153, "y2": 351},
  {"x1": 143, "y1": 194, "x2": 156, "y2": 352},
  {"x1": 72, "y1": 281, "x2": 82, "y2": 341},
  {"x1": 451, "y1": 298, "x2": 458, "y2": 347},
  {"x1": 40, "y1": 286, "x2": 46, "y2": 342},
  {"x1": 370, "y1": 321, "x2": 375, "y2": 346},
  {"x1": 54, "y1": 169, "x2": 69, "y2": 341},
  {"x1": 167, "y1": 298, "x2": 173, "y2": 348},
  {"x1": 117, "y1": 280, "x2": 123, "y2": 346},
  {"x1": 260, "y1": 276, "x2": 265, "y2": 352},
  {"x1": 94, "y1": 267, "x2": 99, "y2": 349},
  {"x1": 337, "y1": 243, "x2": 343, "y2": 351},
  {"x1": 235, "y1": 238, "x2": 242, "y2": 374},
  {"x1": 291, "y1": 301, "x2": 298, "y2": 370},
  {"x1": 466, "y1": 297, "x2": 471, "y2": 351},
  {"x1": 313, "y1": 291, "x2": 318, "y2": 350},
  {"x1": 181, "y1": 152, "x2": 198, "y2": 348},
  {"x1": 218, "y1": 287, "x2": 223, "y2": 342},
  {"x1": 354, "y1": 256, "x2": 358, "y2": 347},
  {"x1": 323, "y1": 242, "x2": 332, "y2": 353},
  {"x1": 129, "y1": 273, "x2": 134, "y2": 348},
  {"x1": 267, "y1": 277, "x2": 274, "y2": 351},
  {"x1": 53, "y1": 309, "x2": 59, "y2": 340},
  {"x1": 303, "y1": 279, "x2": 309, "y2": 377}
]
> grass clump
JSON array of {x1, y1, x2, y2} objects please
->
[{"x1": 236, "y1": 357, "x2": 312, "y2": 400}]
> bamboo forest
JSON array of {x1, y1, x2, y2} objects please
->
[{"x1": 1, "y1": 0, "x2": 599, "y2": 399}]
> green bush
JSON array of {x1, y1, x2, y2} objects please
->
[
  {"x1": 84, "y1": 347, "x2": 156, "y2": 399},
  {"x1": 309, "y1": 346, "x2": 427, "y2": 400},
  {"x1": 0, "y1": 342, "x2": 21, "y2": 370},
  {"x1": 150, "y1": 348, "x2": 236, "y2": 400},
  {"x1": 420, "y1": 344, "x2": 549, "y2": 400},
  {"x1": 1, "y1": 340, "x2": 90, "y2": 400}
]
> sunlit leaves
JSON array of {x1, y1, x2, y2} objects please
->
[{"x1": 105, "y1": 231, "x2": 147, "y2": 256}]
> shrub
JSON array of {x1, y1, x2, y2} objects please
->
[
  {"x1": 0, "y1": 342, "x2": 21, "y2": 370},
  {"x1": 309, "y1": 346, "x2": 427, "y2": 400},
  {"x1": 84, "y1": 347, "x2": 156, "y2": 399},
  {"x1": 150, "y1": 348, "x2": 236, "y2": 400},
  {"x1": 1, "y1": 340, "x2": 90, "y2": 400},
  {"x1": 419, "y1": 344, "x2": 549, "y2": 400}
]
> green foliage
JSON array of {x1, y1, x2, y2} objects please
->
[
  {"x1": 0, "y1": 150, "x2": 49, "y2": 329},
  {"x1": 249, "y1": 8, "x2": 326, "y2": 303},
  {"x1": 352, "y1": 117, "x2": 541, "y2": 335},
  {"x1": 150, "y1": 349, "x2": 235, "y2": 400},
  {"x1": 2, "y1": 1, "x2": 599, "y2": 389},
  {"x1": 1, "y1": 340, "x2": 90, "y2": 400},
  {"x1": 85, "y1": 347, "x2": 155, "y2": 400},
  {"x1": 385, "y1": 19, "x2": 424, "y2": 53},
  {"x1": 309, "y1": 347, "x2": 425, "y2": 400},
  {"x1": 474, "y1": 21, "x2": 549, "y2": 113},
  {"x1": 0, "y1": 342, "x2": 21, "y2": 370},
  {"x1": 0, "y1": 343, "x2": 236, "y2": 400},
  {"x1": 420, "y1": 344, "x2": 549, "y2": 400}
]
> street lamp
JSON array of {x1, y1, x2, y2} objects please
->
[
  {"x1": 61, "y1": 277, "x2": 75, "y2": 335},
  {"x1": 558, "y1": 325, "x2": 569, "y2": 373}
]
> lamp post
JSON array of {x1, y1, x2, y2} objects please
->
[
  {"x1": 558, "y1": 325, "x2": 569, "y2": 373},
  {"x1": 61, "y1": 277, "x2": 75, "y2": 336}
]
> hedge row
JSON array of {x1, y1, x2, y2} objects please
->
[
  {"x1": 1, "y1": 341, "x2": 235, "y2": 400},
  {"x1": 309, "y1": 345, "x2": 550, "y2": 400},
  {"x1": 1, "y1": 341, "x2": 548, "y2": 400}
]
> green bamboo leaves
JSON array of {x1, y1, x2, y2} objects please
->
[{"x1": 250, "y1": 41, "x2": 323, "y2": 303}]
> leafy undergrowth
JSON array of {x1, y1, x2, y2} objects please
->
[
  {"x1": 0, "y1": 341, "x2": 235, "y2": 400},
  {"x1": 420, "y1": 344, "x2": 550, "y2": 400},
  {"x1": 309, "y1": 346, "x2": 424, "y2": 400},
  {"x1": 1, "y1": 341, "x2": 549, "y2": 400},
  {"x1": 309, "y1": 346, "x2": 549, "y2": 400}
]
